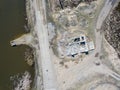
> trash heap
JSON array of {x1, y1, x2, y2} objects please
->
[{"x1": 53, "y1": 2, "x2": 97, "y2": 29}]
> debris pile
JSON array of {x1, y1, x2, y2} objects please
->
[
  {"x1": 57, "y1": 31, "x2": 94, "y2": 59},
  {"x1": 51, "y1": 0, "x2": 98, "y2": 60}
]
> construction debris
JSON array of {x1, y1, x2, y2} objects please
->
[{"x1": 56, "y1": 31, "x2": 94, "y2": 59}]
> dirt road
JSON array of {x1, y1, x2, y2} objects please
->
[
  {"x1": 34, "y1": 0, "x2": 57, "y2": 90},
  {"x1": 34, "y1": 0, "x2": 119, "y2": 89},
  {"x1": 96, "y1": 0, "x2": 118, "y2": 29},
  {"x1": 54, "y1": 0, "x2": 120, "y2": 89}
]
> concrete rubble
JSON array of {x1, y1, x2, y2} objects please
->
[{"x1": 56, "y1": 31, "x2": 94, "y2": 59}]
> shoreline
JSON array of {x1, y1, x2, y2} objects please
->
[
  {"x1": 25, "y1": 0, "x2": 43, "y2": 89},
  {"x1": 10, "y1": 0, "x2": 120, "y2": 90},
  {"x1": 10, "y1": 0, "x2": 43, "y2": 89}
]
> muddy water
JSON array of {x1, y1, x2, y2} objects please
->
[{"x1": 0, "y1": 0, "x2": 34, "y2": 90}]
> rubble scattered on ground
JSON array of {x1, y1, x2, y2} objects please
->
[
  {"x1": 49, "y1": 0, "x2": 120, "y2": 90},
  {"x1": 15, "y1": 0, "x2": 120, "y2": 90},
  {"x1": 51, "y1": 0, "x2": 98, "y2": 60},
  {"x1": 55, "y1": 31, "x2": 94, "y2": 59}
]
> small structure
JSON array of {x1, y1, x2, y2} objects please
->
[{"x1": 64, "y1": 34, "x2": 94, "y2": 57}]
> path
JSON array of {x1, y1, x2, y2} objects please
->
[{"x1": 34, "y1": 0, "x2": 57, "y2": 90}]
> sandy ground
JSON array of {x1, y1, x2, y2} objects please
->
[
  {"x1": 34, "y1": 0, "x2": 57, "y2": 90},
  {"x1": 94, "y1": 84, "x2": 119, "y2": 90},
  {"x1": 12, "y1": 0, "x2": 120, "y2": 90},
  {"x1": 103, "y1": 37, "x2": 120, "y2": 74},
  {"x1": 49, "y1": 0, "x2": 120, "y2": 90},
  {"x1": 51, "y1": 47, "x2": 120, "y2": 90}
]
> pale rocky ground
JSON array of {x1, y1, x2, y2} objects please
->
[
  {"x1": 10, "y1": 0, "x2": 120, "y2": 90},
  {"x1": 102, "y1": 5, "x2": 120, "y2": 59},
  {"x1": 49, "y1": 0, "x2": 120, "y2": 90}
]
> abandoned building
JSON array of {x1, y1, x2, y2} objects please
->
[{"x1": 58, "y1": 34, "x2": 95, "y2": 58}]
